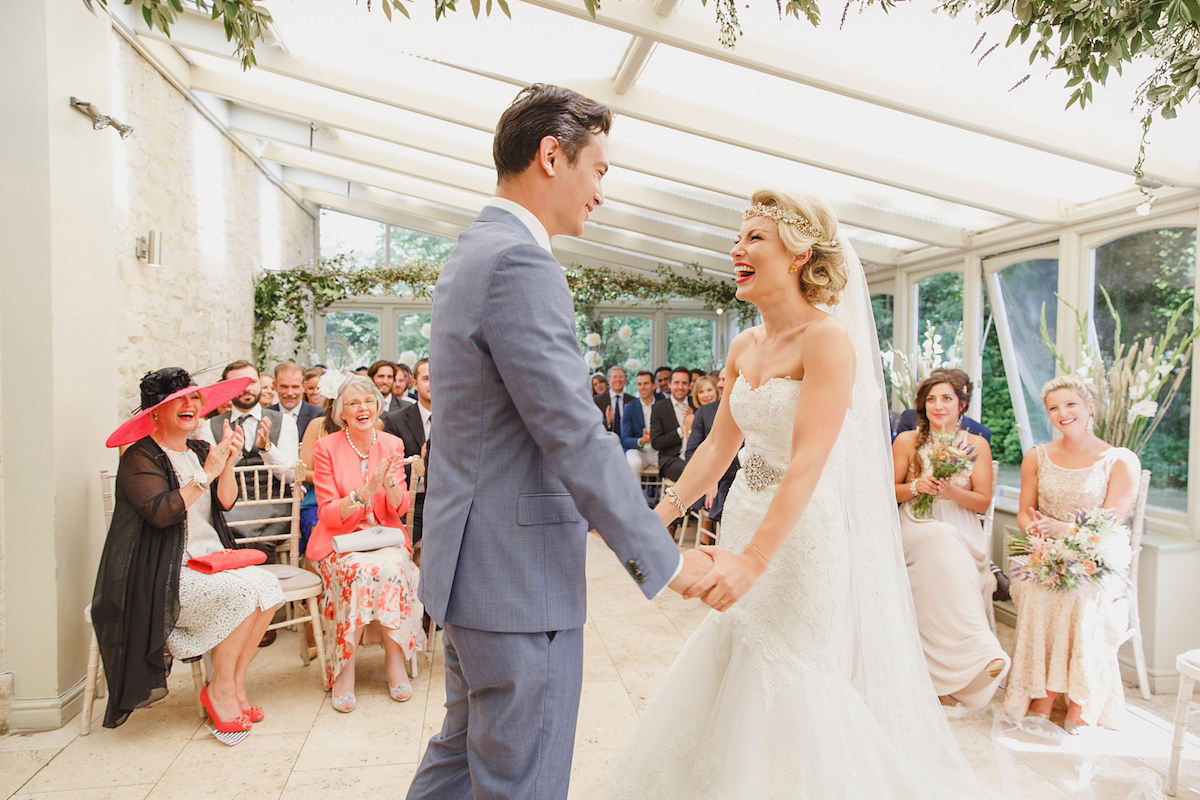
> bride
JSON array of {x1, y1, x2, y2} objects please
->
[{"x1": 603, "y1": 190, "x2": 982, "y2": 798}]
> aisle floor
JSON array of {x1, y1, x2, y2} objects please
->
[{"x1": 3, "y1": 535, "x2": 1199, "y2": 799}]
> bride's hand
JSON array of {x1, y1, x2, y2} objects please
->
[{"x1": 685, "y1": 546, "x2": 766, "y2": 611}]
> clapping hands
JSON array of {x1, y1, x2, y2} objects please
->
[
  {"x1": 1025, "y1": 508, "x2": 1066, "y2": 537},
  {"x1": 203, "y1": 420, "x2": 242, "y2": 481}
]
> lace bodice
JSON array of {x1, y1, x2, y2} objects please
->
[
  {"x1": 1034, "y1": 444, "x2": 1125, "y2": 523},
  {"x1": 911, "y1": 429, "x2": 974, "y2": 490}
]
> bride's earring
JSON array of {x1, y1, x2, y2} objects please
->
[
  {"x1": 1087, "y1": 415, "x2": 1094, "y2": 433},
  {"x1": 788, "y1": 262, "x2": 799, "y2": 274}
]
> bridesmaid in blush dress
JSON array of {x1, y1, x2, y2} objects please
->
[
  {"x1": 1005, "y1": 375, "x2": 1139, "y2": 733},
  {"x1": 893, "y1": 370, "x2": 1008, "y2": 710}
]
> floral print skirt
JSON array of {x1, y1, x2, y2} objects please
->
[{"x1": 316, "y1": 546, "x2": 425, "y2": 688}]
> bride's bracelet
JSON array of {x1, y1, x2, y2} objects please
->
[{"x1": 663, "y1": 486, "x2": 687, "y2": 517}]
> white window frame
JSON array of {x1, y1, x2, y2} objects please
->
[{"x1": 1077, "y1": 214, "x2": 1198, "y2": 537}]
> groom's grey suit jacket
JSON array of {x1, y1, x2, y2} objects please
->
[{"x1": 422, "y1": 205, "x2": 681, "y2": 633}]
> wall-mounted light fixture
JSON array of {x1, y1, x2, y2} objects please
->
[
  {"x1": 69, "y1": 97, "x2": 134, "y2": 140},
  {"x1": 136, "y1": 231, "x2": 163, "y2": 267}
]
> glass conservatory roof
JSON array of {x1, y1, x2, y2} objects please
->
[{"x1": 114, "y1": 0, "x2": 1200, "y2": 273}]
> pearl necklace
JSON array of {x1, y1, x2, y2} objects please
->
[{"x1": 346, "y1": 428, "x2": 376, "y2": 466}]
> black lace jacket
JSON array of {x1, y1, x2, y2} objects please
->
[{"x1": 90, "y1": 436, "x2": 241, "y2": 728}]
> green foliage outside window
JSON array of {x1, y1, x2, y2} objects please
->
[{"x1": 667, "y1": 317, "x2": 718, "y2": 371}]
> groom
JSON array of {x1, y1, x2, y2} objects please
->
[{"x1": 407, "y1": 85, "x2": 712, "y2": 800}]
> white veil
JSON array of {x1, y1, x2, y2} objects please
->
[{"x1": 830, "y1": 235, "x2": 985, "y2": 797}]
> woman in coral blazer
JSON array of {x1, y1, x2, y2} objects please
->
[{"x1": 307, "y1": 375, "x2": 425, "y2": 712}]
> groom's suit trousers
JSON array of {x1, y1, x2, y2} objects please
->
[{"x1": 406, "y1": 623, "x2": 584, "y2": 800}]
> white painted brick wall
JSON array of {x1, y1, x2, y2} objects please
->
[{"x1": 108, "y1": 36, "x2": 314, "y2": 414}]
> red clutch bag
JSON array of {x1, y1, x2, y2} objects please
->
[{"x1": 186, "y1": 548, "x2": 267, "y2": 574}]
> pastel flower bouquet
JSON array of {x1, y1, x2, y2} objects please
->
[
  {"x1": 1008, "y1": 507, "x2": 1132, "y2": 592},
  {"x1": 911, "y1": 433, "x2": 975, "y2": 519}
]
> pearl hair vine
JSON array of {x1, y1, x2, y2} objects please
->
[{"x1": 742, "y1": 202, "x2": 826, "y2": 243}]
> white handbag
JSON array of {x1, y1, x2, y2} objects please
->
[{"x1": 331, "y1": 525, "x2": 407, "y2": 554}]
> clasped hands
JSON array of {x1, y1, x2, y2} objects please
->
[
  {"x1": 667, "y1": 544, "x2": 766, "y2": 612},
  {"x1": 1025, "y1": 508, "x2": 1068, "y2": 538}
]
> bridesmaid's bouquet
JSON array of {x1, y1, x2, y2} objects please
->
[
  {"x1": 911, "y1": 434, "x2": 975, "y2": 519},
  {"x1": 1008, "y1": 507, "x2": 1132, "y2": 592}
]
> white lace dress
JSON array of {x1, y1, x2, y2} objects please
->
[
  {"x1": 162, "y1": 447, "x2": 284, "y2": 659},
  {"x1": 603, "y1": 374, "x2": 953, "y2": 799}
]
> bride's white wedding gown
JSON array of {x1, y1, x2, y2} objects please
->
[{"x1": 603, "y1": 373, "x2": 973, "y2": 799}]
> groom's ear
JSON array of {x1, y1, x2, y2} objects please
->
[{"x1": 537, "y1": 135, "x2": 561, "y2": 177}]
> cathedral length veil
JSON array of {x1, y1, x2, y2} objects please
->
[{"x1": 830, "y1": 234, "x2": 984, "y2": 796}]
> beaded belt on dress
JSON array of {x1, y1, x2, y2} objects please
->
[{"x1": 743, "y1": 453, "x2": 785, "y2": 491}]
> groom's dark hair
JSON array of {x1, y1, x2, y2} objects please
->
[{"x1": 493, "y1": 84, "x2": 612, "y2": 180}]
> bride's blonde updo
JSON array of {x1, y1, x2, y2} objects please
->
[
  {"x1": 1040, "y1": 375, "x2": 1097, "y2": 406},
  {"x1": 747, "y1": 189, "x2": 847, "y2": 306}
]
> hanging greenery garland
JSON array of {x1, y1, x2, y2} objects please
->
[{"x1": 253, "y1": 253, "x2": 750, "y2": 365}]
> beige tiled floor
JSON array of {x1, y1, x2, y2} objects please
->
[{"x1": 5, "y1": 535, "x2": 1200, "y2": 799}]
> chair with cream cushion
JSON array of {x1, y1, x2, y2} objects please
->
[{"x1": 227, "y1": 463, "x2": 329, "y2": 686}]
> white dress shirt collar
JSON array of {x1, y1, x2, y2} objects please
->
[
  {"x1": 484, "y1": 197, "x2": 553, "y2": 254},
  {"x1": 233, "y1": 404, "x2": 262, "y2": 421}
]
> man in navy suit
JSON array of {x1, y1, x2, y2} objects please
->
[
  {"x1": 620, "y1": 370, "x2": 659, "y2": 475},
  {"x1": 653, "y1": 365, "x2": 671, "y2": 401},
  {"x1": 268, "y1": 362, "x2": 324, "y2": 439},
  {"x1": 594, "y1": 364, "x2": 634, "y2": 435},
  {"x1": 408, "y1": 84, "x2": 712, "y2": 800}
]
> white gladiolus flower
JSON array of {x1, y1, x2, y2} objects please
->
[
  {"x1": 625, "y1": 358, "x2": 641, "y2": 372},
  {"x1": 1157, "y1": 363, "x2": 1174, "y2": 377},
  {"x1": 584, "y1": 332, "x2": 601, "y2": 348},
  {"x1": 399, "y1": 350, "x2": 417, "y2": 368},
  {"x1": 617, "y1": 325, "x2": 633, "y2": 341},
  {"x1": 585, "y1": 350, "x2": 602, "y2": 369},
  {"x1": 1128, "y1": 399, "x2": 1158, "y2": 421},
  {"x1": 420, "y1": 322, "x2": 432, "y2": 339}
]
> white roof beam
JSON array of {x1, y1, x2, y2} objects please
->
[
  {"x1": 242, "y1": 129, "x2": 744, "y2": 257},
  {"x1": 192, "y1": 67, "x2": 919, "y2": 253},
  {"x1": 520, "y1": 0, "x2": 1196, "y2": 188},
  {"x1": 280, "y1": 152, "x2": 736, "y2": 272},
  {"x1": 141, "y1": 17, "x2": 964, "y2": 244}
]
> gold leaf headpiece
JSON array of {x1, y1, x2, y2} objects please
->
[{"x1": 743, "y1": 202, "x2": 824, "y2": 242}]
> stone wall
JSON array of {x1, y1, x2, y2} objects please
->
[{"x1": 109, "y1": 35, "x2": 313, "y2": 413}]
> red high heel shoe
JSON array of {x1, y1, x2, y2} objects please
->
[{"x1": 199, "y1": 685, "x2": 251, "y2": 745}]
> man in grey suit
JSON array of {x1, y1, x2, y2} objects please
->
[{"x1": 407, "y1": 84, "x2": 713, "y2": 800}]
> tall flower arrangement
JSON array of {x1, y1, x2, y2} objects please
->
[
  {"x1": 583, "y1": 324, "x2": 640, "y2": 373},
  {"x1": 881, "y1": 321, "x2": 964, "y2": 410},
  {"x1": 1040, "y1": 287, "x2": 1196, "y2": 455}
]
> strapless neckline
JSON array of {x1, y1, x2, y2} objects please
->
[{"x1": 736, "y1": 370, "x2": 801, "y2": 393}]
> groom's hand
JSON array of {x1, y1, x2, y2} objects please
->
[
  {"x1": 685, "y1": 546, "x2": 767, "y2": 611},
  {"x1": 668, "y1": 549, "x2": 713, "y2": 595}
]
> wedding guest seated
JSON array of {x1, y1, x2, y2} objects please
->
[
  {"x1": 92, "y1": 368, "x2": 283, "y2": 741},
  {"x1": 308, "y1": 375, "x2": 425, "y2": 712},
  {"x1": 259, "y1": 375, "x2": 275, "y2": 408},
  {"x1": 892, "y1": 371, "x2": 1008, "y2": 709},
  {"x1": 197, "y1": 361, "x2": 299, "y2": 548},
  {"x1": 591, "y1": 372, "x2": 608, "y2": 397},
  {"x1": 685, "y1": 372, "x2": 738, "y2": 539},
  {"x1": 595, "y1": 365, "x2": 633, "y2": 434},
  {"x1": 709, "y1": 368, "x2": 726, "y2": 399},
  {"x1": 892, "y1": 369, "x2": 992, "y2": 442},
  {"x1": 270, "y1": 362, "x2": 324, "y2": 440},
  {"x1": 369, "y1": 360, "x2": 406, "y2": 415},
  {"x1": 649, "y1": 366, "x2": 693, "y2": 481},
  {"x1": 1005, "y1": 376, "x2": 1139, "y2": 733},
  {"x1": 303, "y1": 366, "x2": 325, "y2": 405},
  {"x1": 620, "y1": 370, "x2": 659, "y2": 476},
  {"x1": 653, "y1": 366, "x2": 671, "y2": 400},
  {"x1": 395, "y1": 362, "x2": 416, "y2": 401}
]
